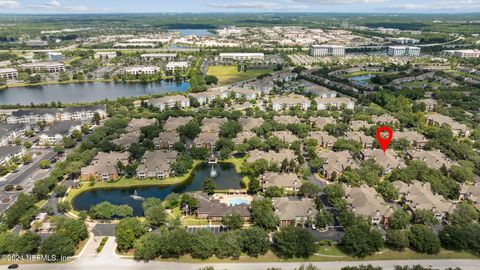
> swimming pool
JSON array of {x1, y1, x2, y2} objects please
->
[{"x1": 227, "y1": 198, "x2": 249, "y2": 206}]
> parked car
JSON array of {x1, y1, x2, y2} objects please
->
[
  {"x1": 8, "y1": 264, "x2": 19, "y2": 269},
  {"x1": 311, "y1": 223, "x2": 316, "y2": 230}
]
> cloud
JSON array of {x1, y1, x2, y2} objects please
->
[
  {"x1": 208, "y1": 2, "x2": 283, "y2": 9},
  {"x1": 394, "y1": 0, "x2": 480, "y2": 11},
  {"x1": 30, "y1": 0, "x2": 62, "y2": 10},
  {"x1": 67, "y1": 5, "x2": 90, "y2": 12},
  {"x1": 293, "y1": 0, "x2": 387, "y2": 4},
  {"x1": 0, "y1": 0, "x2": 21, "y2": 9}
]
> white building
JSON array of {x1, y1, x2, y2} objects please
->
[
  {"x1": 230, "y1": 87, "x2": 260, "y2": 100},
  {"x1": 388, "y1": 46, "x2": 421, "y2": 57},
  {"x1": 125, "y1": 66, "x2": 160, "y2": 75},
  {"x1": 7, "y1": 109, "x2": 59, "y2": 124},
  {"x1": 47, "y1": 52, "x2": 63, "y2": 62},
  {"x1": 310, "y1": 45, "x2": 345, "y2": 57},
  {"x1": 315, "y1": 97, "x2": 355, "y2": 110},
  {"x1": 20, "y1": 62, "x2": 65, "y2": 73},
  {"x1": 94, "y1": 52, "x2": 117, "y2": 60},
  {"x1": 165, "y1": 61, "x2": 189, "y2": 71},
  {"x1": 271, "y1": 94, "x2": 311, "y2": 111},
  {"x1": 38, "y1": 120, "x2": 82, "y2": 145},
  {"x1": 219, "y1": 53, "x2": 265, "y2": 61},
  {"x1": 140, "y1": 53, "x2": 177, "y2": 61},
  {"x1": 60, "y1": 105, "x2": 107, "y2": 121},
  {"x1": 147, "y1": 95, "x2": 190, "y2": 111},
  {"x1": 451, "y1": 50, "x2": 480, "y2": 58},
  {"x1": 0, "y1": 68, "x2": 18, "y2": 80}
]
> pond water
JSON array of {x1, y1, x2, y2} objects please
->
[
  {"x1": 349, "y1": 74, "x2": 374, "y2": 86},
  {"x1": 173, "y1": 29, "x2": 213, "y2": 37},
  {"x1": 0, "y1": 80, "x2": 190, "y2": 105},
  {"x1": 72, "y1": 162, "x2": 243, "y2": 216}
]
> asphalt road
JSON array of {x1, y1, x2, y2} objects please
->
[
  {"x1": 6, "y1": 150, "x2": 57, "y2": 186},
  {"x1": 12, "y1": 258, "x2": 480, "y2": 270}
]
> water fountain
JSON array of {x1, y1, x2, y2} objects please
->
[
  {"x1": 130, "y1": 190, "x2": 145, "y2": 201},
  {"x1": 210, "y1": 165, "x2": 217, "y2": 178}
]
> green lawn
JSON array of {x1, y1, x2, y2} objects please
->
[
  {"x1": 341, "y1": 71, "x2": 387, "y2": 78},
  {"x1": 207, "y1": 66, "x2": 273, "y2": 86},
  {"x1": 402, "y1": 80, "x2": 441, "y2": 88}
]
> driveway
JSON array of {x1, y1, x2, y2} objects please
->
[{"x1": 92, "y1": 223, "x2": 117, "y2": 236}]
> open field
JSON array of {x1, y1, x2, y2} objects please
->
[{"x1": 207, "y1": 66, "x2": 273, "y2": 85}]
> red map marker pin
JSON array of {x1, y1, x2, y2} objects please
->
[{"x1": 376, "y1": 126, "x2": 393, "y2": 153}]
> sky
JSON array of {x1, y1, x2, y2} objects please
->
[{"x1": 0, "y1": 0, "x2": 480, "y2": 14}]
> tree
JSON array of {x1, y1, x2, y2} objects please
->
[
  {"x1": 239, "y1": 227, "x2": 270, "y2": 257},
  {"x1": 250, "y1": 198, "x2": 279, "y2": 231},
  {"x1": 222, "y1": 213, "x2": 244, "y2": 230},
  {"x1": 316, "y1": 209, "x2": 334, "y2": 229},
  {"x1": 92, "y1": 112, "x2": 101, "y2": 125},
  {"x1": 180, "y1": 193, "x2": 199, "y2": 214},
  {"x1": 56, "y1": 201, "x2": 71, "y2": 214},
  {"x1": 21, "y1": 154, "x2": 33, "y2": 164},
  {"x1": 219, "y1": 120, "x2": 242, "y2": 139},
  {"x1": 53, "y1": 145, "x2": 64, "y2": 154},
  {"x1": 273, "y1": 226, "x2": 317, "y2": 258},
  {"x1": 115, "y1": 218, "x2": 147, "y2": 252},
  {"x1": 190, "y1": 229, "x2": 217, "y2": 259},
  {"x1": 216, "y1": 231, "x2": 242, "y2": 259},
  {"x1": 449, "y1": 202, "x2": 479, "y2": 227},
  {"x1": 264, "y1": 186, "x2": 284, "y2": 197},
  {"x1": 205, "y1": 75, "x2": 218, "y2": 85},
  {"x1": 389, "y1": 209, "x2": 411, "y2": 230},
  {"x1": 89, "y1": 202, "x2": 133, "y2": 220},
  {"x1": 54, "y1": 184, "x2": 68, "y2": 197},
  {"x1": 408, "y1": 224, "x2": 441, "y2": 254},
  {"x1": 13, "y1": 232, "x2": 41, "y2": 255},
  {"x1": 142, "y1": 198, "x2": 167, "y2": 227},
  {"x1": 202, "y1": 177, "x2": 216, "y2": 195},
  {"x1": 376, "y1": 181, "x2": 400, "y2": 202},
  {"x1": 247, "y1": 178, "x2": 261, "y2": 195},
  {"x1": 299, "y1": 182, "x2": 321, "y2": 198},
  {"x1": 339, "y1": 224, "x2": 384, "y2": 258},
  {"x1": 413, "y1": 209, "x2": 439, "y2": 226},
  {"x1": 53, "y1": 217, "x2": 88, "y2": 244},
  {"x1": 39, "y1": 160, "x2": 51, "y2": 169},
  {"x1": 177, "y1": 120, "x2": 201, "y2": 140},
  {"x1": 40, "y1": 234, "x2": 76, "y2": 260},
  {"x1": 323, "y1": 184, "x2": 345, "y2": 207},
  {"x1": 3, "y1": 193, "x2": 37, "y2": 228},
  {"x1": 342, "y1": 266, "x2": 383, "y2": 270},
  {"x1": 386, "y1": 230, "x2": 409, "y2": 251},
  {"x1": 133, "y1": 233, "x2": 162, "y2": 261},
  {"x1": 439, "y1": 224, "x2": 480, "y2": 255}
]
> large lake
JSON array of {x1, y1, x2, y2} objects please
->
[
  {"x1": 72, "y1": 162, "x2": 244, "y2": 216},
  {"x1": 0, "y1": 81, "x2": 189, "y2": 105}
]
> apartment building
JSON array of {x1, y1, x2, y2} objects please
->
[
  {"x1": 136, "y1": 150, "x2": 178, "y2": 179},
  {"x1": 20, "y1": 62, "x2": 65, "y2": 73},
  {"x1": 0, "y1": 68, "x2": 18, "y2": 80},
  {"x1": 388, "y1": 46, "x2": 421, "y2": 57},
  {"x1": 124, "y1": 66, "x2": 160, "y2": 75},
  {"x1": 140, "y1": 53, "x2": 177, "y2": 61},
  {"x1": 81, "y1": 152, "x2": 129, "y2": 181},
  {"x1": 310, "y1": 45, "x2": 345, "y2": 57},
  {"x1": 147, "y1": 95, "x2": 190, "y2": 111},
  {"x1": 38, "y1": 120, "x2": 82, "y2": 145},
  {"x1": 94, "y1": 52, "x2": 117, "y2": 60},
  {"x1": 7, "y1": 109, "x2": 59, "y2": 124},
  {"x1": 271, "y1": 94, "x2": 311, "y2": 111},
  {"x1": 219, "y1": 53, "x2": 265, "y2": 61}
]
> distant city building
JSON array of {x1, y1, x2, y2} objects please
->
[
  {"x1": 47, "y1": 52, "x2": 63, "y2": 62},
  {"x1": 140, "y1": 53, "x2": 177, "y2": 61},
  {"x1": 0, "y1": 68, "x2": 18, "y2": 80},
  {"x1": 444, "y1": 49, "x2": 480, "y2": 58},
  {"x1": 124, "y1": 66, "x2": 160, "y2": 75},
  {"x1": 219, "y1": 53, "x2": 265, "y2": 61},
  {"x1": 310, "y1": 45, "x2": 345, "y2": 57},
  {"x1": 20, "y1": 62, "x2": 65, "y2": 73},
  {"x1": 94, "y1": 52, "x2": 117, "y2": 60},
  {"x1": 147, "y1": 95, "x2": 190, "y2": 111},
  {"x1": 388, "y1": 46, "x2": 421, "y2": 57},
  {"x1": 25, "y1": 40, "x2": 48, "y2": 47},
  {"x1": 386, "y1": 37, "x2": 420, "y2": 45},
  {"x1": 165, "y1": 61, "x2": 189, "y2": 71}
]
